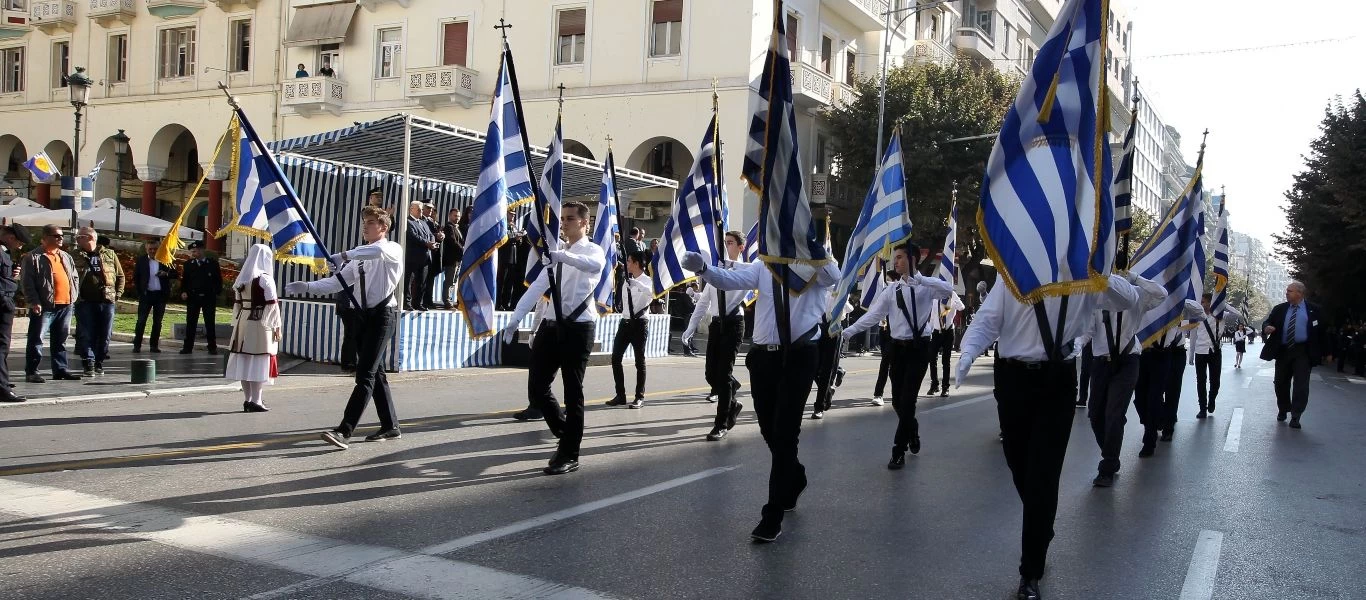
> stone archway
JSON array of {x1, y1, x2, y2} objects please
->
[
  {"x1": 625, "y1": 136, "x2": 693, "y2": 182},
  {"x1": 1, "y1": 135, "x2": 30, "y2": 203},
  {"x1": 93, "y1": 135, "x2": 137, "y2": 209},
  {"x1": 563, "y1": 139, "x2": 594, "y2": 161},
  {"x1": 142, "y1": 124, "x2": 200, "y2": 219}
]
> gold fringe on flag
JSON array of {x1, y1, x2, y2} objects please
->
[{"x1": 154, "y1": 115, "x2": 236, "y2": 265}]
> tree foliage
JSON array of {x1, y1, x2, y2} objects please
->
[
  {"x1": 1273, "y1": 91, "x2": 1366, "y2": 322},
  {"x1": 821, "y1": 60, "x2": 1019, "y2": 293}
]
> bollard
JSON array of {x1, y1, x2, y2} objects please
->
[{"x1": 130, "y1": 359, "x2": 156, "y2": 384}]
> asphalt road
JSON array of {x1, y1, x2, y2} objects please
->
[{"x1": 1, "y1": 346, "x2": 1363, "y2": 600}]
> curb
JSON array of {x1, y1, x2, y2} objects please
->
[{"x1": 0, "y1": 383, "x2": 242, "y2": 409}]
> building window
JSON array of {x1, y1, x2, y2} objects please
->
[
  {"x1": 2, "y1": 0, "x2": 23, "y2": 9},
  {"x1": 318, "y1": 44, "x2": 341, "y2": 77},
  {"x1": 229, "y1": 20, "x2": 251, "y2": 73},
  {"x1": 108, "y1": 34, "x2": 128, "y2": 83},
  {"x1": 556, "y1": 8, "x2": 586, "y2": 65},
  {"x1": 930, "y1": 13, "x2": 940, "y2": 42},
  {"x1": 158, "y1": 26, "x2": 197, "y2": 79},
  {"x1": 785, "y1": 12, "x2": 798, "y2": 59},
  {"x1": 374, "y1": 27, "x2": 402, "y2": 78},
  {"x1": 1, "y1": 47, "x2": 22, "y2": 93},
  {"x1": 51, "y1": 41, "x2": 69, "y2": 88},
  {"x1": 844, "y1": 49, "x2": 855, "y2": 85},
  {"x1": 819, "y1": 36, "x2": 832, "y2": 74},
  {"x1": 650, "y1": 0, "x2": 682, "y2": 57},
  {"x1": 648, "y1": 142, "x2": 675, "y2": 179},
  {"x1": 442, "y1": 21, "x2": 469, "y2": 66}
]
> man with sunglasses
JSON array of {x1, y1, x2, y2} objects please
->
[
  {"x1": 20, "y1": 225, "x2": 81, "y2": 383},
  {"x1": 71, "y1": 226, "x2": 125, "y2": 376}
]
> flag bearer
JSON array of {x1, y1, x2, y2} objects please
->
[
  {"x1": 1189, "y1": 294, "x2": 1242, "y2": 418},
  {"x1": 681, "y1": 230, "x2": 750, "y2": 440},
  {"x1": 607, "y1": 251, "x2": 653, "y2": 409}
]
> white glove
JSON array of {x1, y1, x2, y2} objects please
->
[
  {"x1": 1064, "y1": 344, "x2": 1083, "y2": 361},
  {"x1": 329, "y1": 251, "x2": 347, "y2": 264},
  {"x1": 682, "y1": 334, "x2": 693, "y2": 347},
  {"x1": 548, "y1": 249, "x2": 567, "y2": 264},
  {"x1": 540, "y1": 252, "x2": 553, "y2": 267},
  {"x1": 284, "y1": 281, "x2": 308, "y2": 296},
  {"x1": 840, "y1": 328, "x2": 853, "y2": 341},
  {"x1": 680, "y1": 251, "x2": 706, "y2": 273},
  {"x1": 1123, "y1": 270, "x2": 1138, "y2": 283},
  {"x1": 954, "y1": 354, "x2": 975, "y2": 389},
  {"x1": 501, "y1": 326, "x2": 517, "y2": 345}
]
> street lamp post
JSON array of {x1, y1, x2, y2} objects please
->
[
  {"x1": 64, "y1": 67, "x2": 93, "y2": 176},
  {"x1": 875, "y1": 0, "x2": 953, "y2": 160},
  {"x1": 112, "y1": 129, "x2": 129, "y2": 234}
]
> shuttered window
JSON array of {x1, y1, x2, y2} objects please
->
[
  {"x1": 652, "y1": 0, "x2": 682, "y2": 23},
  {"x1": 442, "y1": 21, "x2": 468, "y2": 66},
  {"x1": 556, "y1": 9, "x2": 586, "y2": 65},
  {"x1": 650, "y1": 0, "x2": 682, "y2": 57},
  {"x1": 785, "y1": 13, "x2": 798, "y2": 59}
]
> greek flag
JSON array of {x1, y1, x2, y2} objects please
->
[
  {"x1": 23, "y1": 151, "x2": 60, "y2": 183},
  {"x1": 936, "y1": 200, "x2": 960, "y2": 292},
  {"x1": 86, "y1": 158, "x2": 106, "y2": 186},
  {"x1": 859, "y1": 255, "x2": 888, "y2": 308},
  {"x1": 525, "y1": 118, "x2": 564, "y2": 287},
  {"x1": 221, "y1": 108, "x2": 329, "y2": 272},
  {"x1": 651, "y1": 116, "x2": 724, "y2": 296},
  {"x1": 830, "y1": 133, "x2": 911, "y2": 321},
  {"x1": 978, "y1": 0, "x2": 1114, "y2": 304},
  {"x1": 458, "y1": 48, "x2": 531, "y2": 337},
  {"x1": 744, "y1": 220, "x2": 759, "y2": 262},
  {"x1": 743, "y1": 2, "x2": 829, "y2": 293},
  {"x1": 1210, "y1": 196, "x2": 1229, "y2": 317},
  {"x1": 592, "y1": 151, "x2": 621, "y2": 311},
  {"x1": 1113, "y1": 107, "x2": 1137, "y2": 237},
  {"x1": 1132, "y1": 156, "x2": 1207, "y2": 346}
]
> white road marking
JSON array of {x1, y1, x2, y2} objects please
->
[
  {"x1": 1223, "y1": 408, "x2": 1244, "y2": 453},
  {"x1": 1242, "y1": 377, "x2": 1254, "y2": 389},
  {"x1": 1178, "y1": 530, "x2": 1225, "y2": 600},
  {"x1": 1348, "y1": 378, "x2": 1365, "y2": 385},
  {"x1": 245, "y1": 465, "x2": 738, "y2": 599},
  {"x1": 0, "y1": 478, "x2": 627, "y2": 599},
  {"x1": 920, "y1": 393, "x2": 994, "y2": 414}
]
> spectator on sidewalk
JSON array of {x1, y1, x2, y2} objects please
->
[
  {"x1": 71, "y1": 226, "x2": 124, "y2": 376},
  {"x1": 440, "y1": 207, "x2": 464, "y2": 309},
  {"x1": 0, "y1": 225, "x2": 30, "y2": 402},
  {"x1": 403, "y1": 200, "x2": 435, "y2": 311},
  {"x1": 422, "y1": 203, "x2": 443, "y2": 309},
  {"x1": 226, "y1": 244, "x2": 282, "y2": 413},
  {"x1": 179, "y1": 240, "x2": 223, "y2": 355},
  {"x1": 20, "y1": 224, "x2": 81, "y2": 383},
  {"x1": 132, "y1": 239, "x2": 177, "y2": 353}
]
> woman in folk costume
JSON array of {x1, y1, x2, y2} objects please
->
[{"x1": 226, "y1": 244, "x2": 282, "y2": 412}]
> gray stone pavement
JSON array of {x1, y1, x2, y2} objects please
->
[{"x1": 0, "y1": 345, "x2": 1364, "y2": 599}]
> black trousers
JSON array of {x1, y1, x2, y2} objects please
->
[
  {"x1": 134, "y1": 290, "x2": 167, "y2": 349},
  {"x1": 1089, "y1": 354, "x2": 1139, "y2": 475},
  {"x1": 0, "y1": 304, "x2": 13, "y2": 388},
  {"x1": 1194, "y1": 350, "x2": 1222, "y2": 411},
  {"x1": 746, "y1": 343, "x2": 818, "y2": 522},
  {"x1": 529, "y1": 321, "x2": 595, "y2": 460},
  {"x1": 1274, "y1": 344, "x2": 1312, "y2": 416},
  {"x1": 1076, "y1": 343, "x2": 1094, "y2": 405},
  {"x1": 404, "y1": 262, "x2": 428, "y2": 309},
  {"x1": 926, "y1": 329, "x2": 953, "y2": 388},
  {"x1": 888, "y1": 339, "x2": 931, "y2": 451},
  {"x1": 706, "y1": 316, "x2": 745, "y2": 428},
  {"x1": 611, "y1": 319, "x2": 647, "y2": 399},
  {"x1": 994, "y1": 359, "x2": 1076, "y2": 580},
  {"x1": 873, "y1": 327, "x2": 891, "y2": 397},
  {"x1": 422, "y1": 259, "x2": 440, "y2": 308},
  {"x1": 1163, "y1": 348, "x2": 1187, "y2": 428},
  {"x1": 1134, "y1": 348, "x2": 1170, "y2": 447},
  {"x1": 337, "y1": 309, "x2": 358, "y2": 369},
  {"x1": 336, "y1": 306, "x2": 399, "y2": 437},
  {"x1": 813, "y1": 332, "x2": 840, "y2": 412},
  {"x1": 184, "y1": 294, "x2": 217, "y2": 349}
]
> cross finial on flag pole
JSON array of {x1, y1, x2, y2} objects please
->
[{"x1": 495, "y1": 18, "x2": 512, "y2": 40}]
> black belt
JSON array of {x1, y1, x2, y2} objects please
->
[
  {"x1": 999, "y1": 357, "x2": 1071, "y2": 370},
  {"x1": 889, "y1": 337, "x2": 930, "y2": 347}
]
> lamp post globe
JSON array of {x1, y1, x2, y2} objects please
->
[
  {"x1": 112, "y1": 128, "x2": 130, "y2": 234},
  {"x1": 64, "y1": 66, "x2": 94, "y2": 176}
]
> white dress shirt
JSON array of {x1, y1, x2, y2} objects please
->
[
  {"x1": 304, "y1": 239, "x2": 403, "y2": 308},
  {"x1": 619, "y1": 273, "x2": 653, "y2": 319},
  {"x1": 1145, "y1": 299, "x2": 1207, "y2": 349},
  {"x1": 147, "y1": 258, "x2": 163, "y2": 292},
  {"x1": 699, "y1": 260, "x2": 840, "y2": 345},
  {"x1": 961, "y1": 274, "x2": 1139, "y2": 362},
  {"x1": 1190, "y1": 306, "x2": 1244, "y2": 355},
  {"x1": 1083, "y1": 274, "x2": 1165, "y2": 357},
  {"x1": 510, "y1": 235, "x2": 606, "y2": 324},
  {"x1": 844, "y1": 274, "x2": 954, "y2": 340},
  {"x1": 683, "y1": 261, "x2": 751, "y2": 340},
  {"x1": 932, "y1": 292, "x2": 967, "y2": 332}
]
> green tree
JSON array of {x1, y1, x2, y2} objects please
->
[
  {"x1": 821, "y1": 60, "x2": 1019, "y2": 292},
  {"x1": 1274, "y1": 91, "x2": 1366, "y2": 322}
]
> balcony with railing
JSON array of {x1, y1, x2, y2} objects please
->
[
  {"x1": 821, "y1": 0, "x2": 889, "y2": 31},
  {"x1": 0, "y1": 6, "x2": 29, "y2": 39},
  {"x1": 29, "y1": 1, "x2": 76, "y2": 32},
  {"x1": 145, "y1": 0, "x2": 204, "y2": 19},
  {"x1": 954, "y1": 20, "x2": 1001, "y2": 64},
  {"x1": 282, "y1": 76, "x2": 345, "y2": 117},
  {"x1": 792, "y1": 62, "x2": 834, "y2": 108},
  {"x1": 405, "y1": 64, "x2": 479, "y2": 109},
  {"x1": 88, "y1": 0, "x2": 137, "y2": 26},
  {"x1": 906, "y1": 39, "x2": 956, "y2": 68}
]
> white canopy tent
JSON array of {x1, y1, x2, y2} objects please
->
[{"x1": 72, "y1": 198, "x2": 204, "y2": 240}]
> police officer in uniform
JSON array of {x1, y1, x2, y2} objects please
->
[
  {"x1": 0, "y1": 225, "x2": 29, "y2": 402},
  {"x1": 179, "y1": 240, "x2": 223, "y2": 354}
]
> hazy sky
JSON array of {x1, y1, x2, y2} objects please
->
[{"x1": 1127, "y1": 0, "x2": 1365, "y2": 254}]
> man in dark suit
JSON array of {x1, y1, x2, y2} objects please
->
[
  {"x1": 1261, "y1": 281, "x2": 1331, "y2": 429},
  {"x1": 421, "y1": 203, "x2": 443, "y2": 310},
  {"x1": 0, "y1": 225, "x2": 30, "y2": 402},
  {"x1": 440, "y1": 207, "x2": 464, "y2": 309},
  {"x1": 178, "y1": 240, "x2": 222, "y2": 354},
  {"x1": 133, "y1": 239, "x2": 178, "y2": 353},
  {"x1": 403, "y1": 200, "x2": 434, "y2": 311}
]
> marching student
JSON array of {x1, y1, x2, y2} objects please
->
[
  {"x1": 1133, "y1": 299, "x2": 1204, "y2": 455},
  {"x1": 839, "y1": 243, "x2": 952, "y2": 468},
  {"x1": 682, "y1": 249, "x2": 839, "y2": 543},
  {"x1": 1232, "y1": 325, "x2": 1248, "y2": 369},
  {"x1": 1189, "y1": 293, "x2": 1242, "y2": 418},
  {"x1": 956, "y1": 273, "x2": 1138, "y2": 600},
  {"x1": 926, "y1": 290, "x2": 965, "y2": 398},
  {"x1": 1080, "y1": 272, "x2": 1164, "y2": 487},
  {"x1": 501, "y1": 201, "x2": 606, "y2": 476},
  {"x1": 680, "y1": 230, "x2": 749, "y2": 440},
  {"x1": 607, "y1": 251, "x2": 653, "y2": 409},
  {"x1": 285, "y1": 206, "x2": 404, "y2": 449}
]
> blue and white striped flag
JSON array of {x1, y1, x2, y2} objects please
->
[
  {"x1": 651, "y1": 116, "x2": 724, "y2": 296},
  {"x1": 978, "y1": 0, "x2": 1114, "y2": 304},
  {"x1": 936, "y1": 201, "x2": 960, "y2": 293},
  {"x1": 1209, "y1": 196, "x2": 1229, "y2": 317},
  {"x1": 743, "y1": 1, "x2": 829, "y2": 293},
  {"x1": 1113, "y1": 107, "x2": 1137, "y2": 237},
  {"x1": 1132, "y1": 156, "x2": 1207, "y2": 346},
  {"x1": 525, "y1": 118, "x2": 564, "y2": 287},
  {"x1": 859, "y1": 255, "x2": 888, "y2": 308},
  {"x1": 457, "y1": 48, "x2": 532, "y2": 337},
  {"x1": 830, "y1": 133, "x2": 911, "y2": 321},
  {"x1": 222, "y1": 107, "x2": 329, "y2": 272},
  {"x1": 592, "y1": 151, "x2": 621, "y2": 311},
  {"x1": 743, "y1": 220, "x2": 759, "y2": 262},
  {"x1": 86, "y1": 158, "x2": 106, "y2": 186}
]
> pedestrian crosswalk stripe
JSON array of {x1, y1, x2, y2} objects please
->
[{"x1": 1178, "y1": 530, "x2": 1225, "y2": 600}]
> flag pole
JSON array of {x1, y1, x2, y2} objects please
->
[
  {"x1": 396, "y1": 113, "x2": 412, "y2": 311},
  {"x1": 606, "y1": 135, "x2": 626, "y2": 313},
  {"x1": 501, "y1": 31, "x2": 564, "y2": 327},
  {"x1": 1117, "y1": 85, "x2": 1141, "y2": 271},
  {"x1": 711, "y1": 81, "x2": 728, "y2": 321}
]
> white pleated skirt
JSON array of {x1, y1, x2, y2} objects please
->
[{"x1": 225, "y1": 352, "x2": 276, "y2": 384}]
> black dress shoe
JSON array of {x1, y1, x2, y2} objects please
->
[
  {"x1": 888, "y1": 448, "x2": 906, "y2": 470},
  {"x1": 1196, "y1": 410, "x2": 1207, "y2": 419},
  {"x1": 928, "y1": 383, "x2": 940, "y2": 395},
  {"x1": 364, "y1": 428, "x2": 401, "y2": 441},
  {"x1": 0, "y1": 394, "x2": 25, "y2": 403},
  {"x1": 179, "y1": 348, "x2": 193, "y2": 355},
  {"x1": 750, "y1": 518, "x2": 782, "y2": 543},
  {"x1": 512, "y1": 408, "x2": 543, "y2": 421},
  {"x1": 726, "y1": 400, "x2": 743, "y2": 430},
  {"x1": 1092, "y1": 472, "x2": 1115, "y2": 487},
  {"x1": 208, "y1": 347, "x2": 219, "y2": 355},
  {"x1": 244, "y1": 402, "x2": 269, "y2": 413},
  {"x1": 706, "y1": 427, "x2": 728, "y2": 441},
  {"x1": 1160, "y1": 431, "x2": 1173, "y2": 442},
  {"x1": 627, "y1": 397, "x2": 644, "y2": 409},
  {"x1": 1075, "y1": 399, "x2": 1087, "y2": 408},
  {"x1": 605, "y1": 395, "x2": 627, "y2": 406},
  {"x1": 1277, "y1": 411, "x2": 1288, "y2": 422},
  {"x1": 1017, "y1": 576, "x2": 1041, "y2": 600},
  {"x1": 1289, "y1": 417, "x2": 1302, "y2": 429},
  {"x1": 909, "y1": 436, "x2": 921, "y2": 455},
  {"x1": 784, "y1": 474, "x2": 807, "y2": 512},
  {"x1": 319, "y1": 430, "x2": 349, "y2": 449},
  {"x1": 25, "y1": 374, "x2": 45, "y2": 383},
  {"x1": 1138, "y1": 445, "x2": 1155, "y2": 458},
  {"x1": 1208, "y1": 400, "x2": 1216, "y2": 413},
  {"x1": 52, "y1": 372, "x2": 82, "y2": 381},
  {"x1": 544, "y1": 459, "x2": 579, "y2": 475},
  {"x1": 940, "y1": 389, "x2": 949, "y2": 397},
  {"x1": 150, "y1": 347, "x2": 161, "y2": 353}
]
